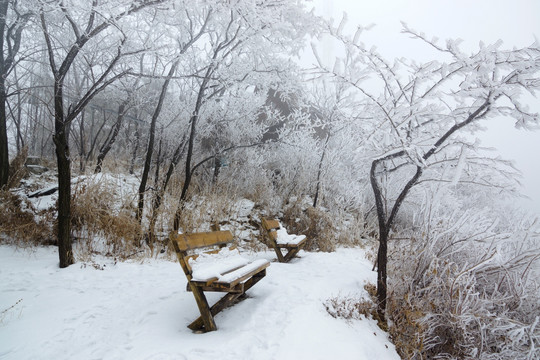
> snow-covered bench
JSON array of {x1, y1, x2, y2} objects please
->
[
  {"x1": 261, "y1": 218, "x2": 307, "y2": 263},
  {"x1": 170, "y1": 230, "x2": 270, "y2": 333}
]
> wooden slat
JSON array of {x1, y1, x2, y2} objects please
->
[
  {"x1": 262, "y1": 218, "x2": 280, "y2": 231},
  {"x1": 191, "y1": 260, "x2": 269, "y2": 290},
  {"x1": 170, "y1": 230, "x2": 233, "y2": 251},
  {"x1": 217, "y1": 260, "x2": 270, "y2": 288},
  {"x1": 188, "y1": 282, "x2": 245, "y2": 293},
  {"x1": 186, "y1": 245, "x2": 237, "y2": 263},
  {"x1": 276, "y1": 236, "x2": 307, "y2": 249}
]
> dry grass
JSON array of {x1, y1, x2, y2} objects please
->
[
  {"x1": 6, "y1": 147, "x2": 29, "y2": 190},
  {"x1": 282, "y1": 201, "x2": 336, "y2": 252},
  {"x1": 70, "y1": 178, "x2": 142, "y2": 259},
  {"x1": 387, "y1": 295, "x2": 427, "y2": 359},
  {"x1": 0, "y1": 190, "x2": 55, "y2": 246},
  {"x1": 324, "y1": 283, "x2": 378, "y2": 323}
]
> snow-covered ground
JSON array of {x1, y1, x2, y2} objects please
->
[{"x1": 0, "y1": 245, "x2": 399, "y2": 360}]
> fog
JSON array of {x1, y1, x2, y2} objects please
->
[{"x1": 309, "y1": 0, "x2": 540, "y2": 214}]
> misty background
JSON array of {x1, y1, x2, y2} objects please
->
[{"x1": 309, "y1": 0, "x2": 540, "y2": 214}]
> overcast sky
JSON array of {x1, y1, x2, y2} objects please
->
[{"x1": 309, "y1": 0, "x2": 540, "y2": 215}]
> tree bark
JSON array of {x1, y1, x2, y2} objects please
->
[
  {"x1": 129, "y1": 122, "x2": 140, "y2": 175},
  {"x1": 0, "y1": 82, "x2": 8, "y2": 188},
  {"x1": 0, "y1": 0, "x2": 8, "y2": 188},
  {"x1": 313, "y1": 134, "x2": 330, "y2": 208},
  {"x1": 53, "y1": 82, "x2": 74, "y2": 268},
  {"x1": 136, "y1": 60, "x2": 178, "y2": 223},
  {"x1": 95, "y1": 102, "x2": 127, "y2": 173},
  {"x1": 0, "y1": 0, "x2": 29, "y2": 188}
]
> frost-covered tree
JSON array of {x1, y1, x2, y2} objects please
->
[
  {"x1": 37, "y1": 0, "x2": 167, "y2": 267},
  {"x1": 314, "y1": 21, "x2": 540, "y2": 318},
  {"x1": 0, "y1": 0, "x2": 31, "y2": 188},
  {"x1": 167, "y1": 0, "x2": 319, "y2": 230}
]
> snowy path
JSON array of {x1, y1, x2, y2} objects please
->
[{"x1": 0, "y1": 245, "x2": 399, "y2": 360}]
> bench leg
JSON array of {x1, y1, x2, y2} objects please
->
[
  {"x1": 283, "y1": 247, "x2": 301, "y2": 262},
  {"x1": 188, "y1": 270, "x2": 267, "y2": 332},
  {"x1": 273, "y1": 245, "x2": 286, "y2": 262},
  {"x1": 274, "y1": 245, "x2": 302, "y2": 263},
  {"x1": 188, "y1": 292, "x2": 242, "y2": 332},
  {"x1": 188, "y1": 283, "x2": 217, "y2": 332}
]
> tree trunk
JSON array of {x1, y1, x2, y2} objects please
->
[
  {"x1": 371, "y1": 154, "x2": 423, "y2": 319},
  {"x1": 0, "y1": 1, "x2": 9, "y2": 188},
  {"x1": 212, "y1": 156, "x2": 221, "y2": 185},
  {"x1": 313, "y1": 134, "x2": 330, "y2": 208},
  {"x1": 95, "y1": 102, "x2": 127, "y2": 173},
  {"x1": 150, "y1": 134, "x2": 186, "y2": 238},
  {"x1": 370, "y1": 159, "x2": 388, "y2": 318},
  {"x1": 53, "y1": 83, "x2": 74, "y2": 268},
  {"x1": 137, "y1": 60, "x2": 178, "y2": 223},
  {"x1": 173, "y1": 68, "x2": 214, "y2": 231},
  {"x1": 78, "y1": 110, "x2": 86, "y2": 173},
  {"x1": 0, "y1": 83, "x2": 8, "y2": 188},
  {"x1": 129, "y1": 122, "x2": 140, "y2": 175}
]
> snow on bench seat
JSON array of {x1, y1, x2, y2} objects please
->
[
  {"x1": 190, "y1": 248, "x2": 269, "y2": 286},
  {"x1": 216, "y1": 259, "x2": 270, "y2": 284},
  {"x1": 276, "y1": 227, "x2": 306, "y2": 246}
]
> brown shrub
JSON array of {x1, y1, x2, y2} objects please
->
[
  {"x1": 324, "y1": 283, "x2": 379, "y2": 322},
  {"x1": 282, "y1": 201, "x2": 336, "y2": 252},
  {"x1": 71, "y1": 179, "x2": 142, "y2": 258},
  {"x1": 0, "y1": 190, "x2": 54, "y2": 245},
  {"x1": 387, "y1": 295, "x2": 427, "y2": 359},
  {"x1": 6, "y1": 147, "x2": 28, "y2": 189}
]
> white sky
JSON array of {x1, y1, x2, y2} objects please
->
[{"x1": 308, "y1": 0, "x2": 540, "y2": 215}]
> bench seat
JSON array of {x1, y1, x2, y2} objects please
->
[
  {"x1": 275, "y1": 227, "x2": 307, "y2": 246},
  {"x1": 191, "y1": 253, "x2": 270, "y2": 286}
]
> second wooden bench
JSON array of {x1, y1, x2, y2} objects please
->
[{"x1": 261, "y1": 218, "x2": 307, "y2": 263}]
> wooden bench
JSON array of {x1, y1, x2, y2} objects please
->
[
  {"x1": 261, "y1": 218, "x2": 307, "y2": 263},
  {"x1": 170, "y1": 230, "x2": 270, "y2": 332}
]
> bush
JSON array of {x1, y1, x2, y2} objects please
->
[
  {"x1": 0, "y1": 190, "x2": 54, "y2": 246},
  {"x1": 282, "y1": 198, "x2": 336, "y2": 252},
  {"x1": 324, "y1": 283, "x2": 378, "y2": 322},
  {"x1": 70, "y1": 175, "x2": 142, "y2": 258},
  {"x1": 387, "y1": 203, "x2": 540, "y2": 360}
]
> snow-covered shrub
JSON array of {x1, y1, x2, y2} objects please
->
[
  {"x1": 6, "y1": 147, "x2": 28, "y2": 190},
  {"x1": 388, "y1": 194, "x2": 540, "y2": 359},
  {"x1": 70, "y1": 174, "x2": 142, "y2": 257},
  {"x1": 0, "y1": 190, "x2": 54, "y2": 246},
  {"x1": 282, "y1": 198, "x2": 336, "y2": 252},
  {"x1": 324, "y1": 294, "x2": 374, "y2": 322},
  {"x1": 324, "y1": 283, "x2": 382, "y2": 326}
]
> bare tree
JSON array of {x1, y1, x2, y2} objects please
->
[
  {"x1": 136, "y1": 59, "x2": 178, "y2": 223},
  {"x1": 39, "y1": 0, "x2": 166, "y2": 267},
  {"x1": 0, "y1": 0, "x2": 30, "y2": 188}
]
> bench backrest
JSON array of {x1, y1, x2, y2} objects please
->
[
  {"x1": 261, "y1": 218, "x2": 280, "y2": 242},
  {"x1": 171, "y1": 230, "x2": 234, "y2": 251},
  {"x1": 170, "y1": 230, "x2": 235, "y2": 279}
]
